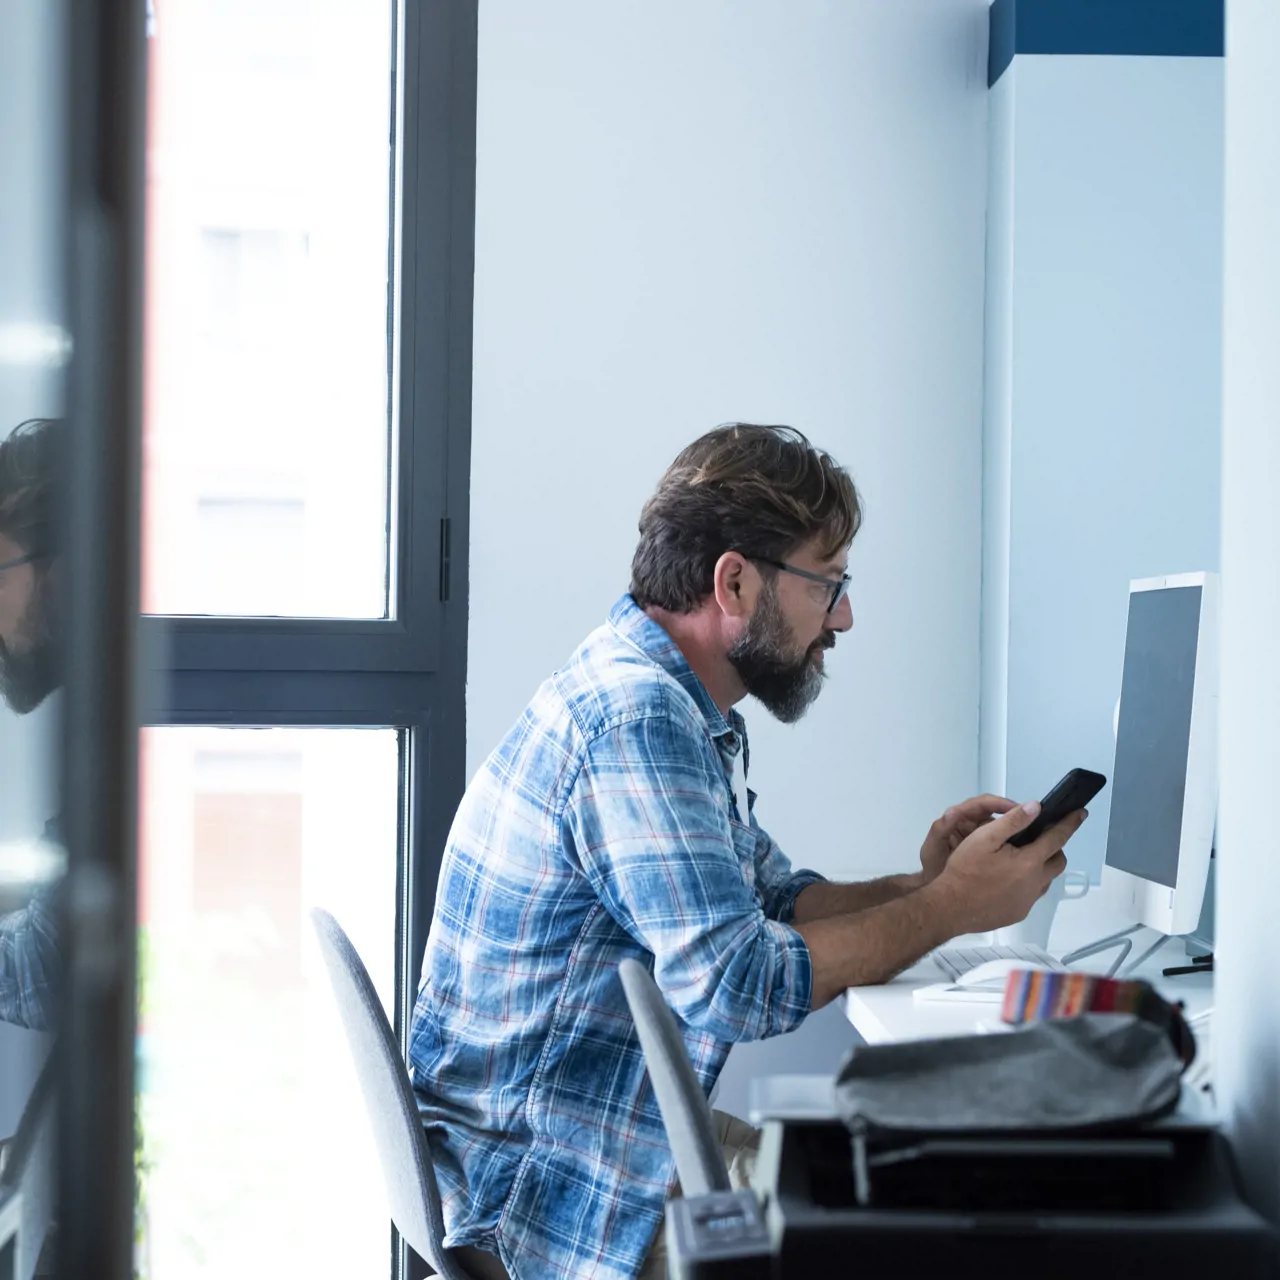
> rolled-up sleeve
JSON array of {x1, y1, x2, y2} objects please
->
[
  {"x1": 563, "y1": 710, "x2": 812, "y2": 1042},
  {"x1": 750, "y1": 822, "x2": 826, "y2": 925},
  {"x1": 0, "y1": 886, "x2": 59, "y2": 1032}
]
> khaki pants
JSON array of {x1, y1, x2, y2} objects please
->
[
  {"x1": 454, "y1": 1111, "x2": 762, "y2": 1280},
  {"x1": 638, "y1": 1110, "x2": 761, "y2": 1279}
]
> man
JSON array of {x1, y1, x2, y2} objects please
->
[
  {"x1": 410, "y1": 424, "x2": 1085, "y2": 1280},
  {"x1": 0, "y1": 418, "x2": 64, "y2": 1032}
]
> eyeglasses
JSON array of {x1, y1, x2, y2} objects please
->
[
  {"x1": 0, "y1": 552, "x2": 37, "y2": 574},
  {"x1": 752, "y1": 557, "x2": 851, "y2": 614}
]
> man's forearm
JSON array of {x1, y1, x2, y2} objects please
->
[
  {"x1": 791, "y1": 873, "x2": 924, "y2": 925},
  {"x1": 795, "y1": 879, "x2": 960, "y2": 1008}
]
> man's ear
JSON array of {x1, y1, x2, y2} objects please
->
[{"x1": 712, "y1": 551, "x2": 756, "y2": 620}]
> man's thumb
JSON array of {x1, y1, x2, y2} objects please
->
[{"x1": 998, "y1": 800, "x2": 1041, "y2": 841}]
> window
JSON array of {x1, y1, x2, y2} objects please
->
[
  {"x1": 198, "y1": 229, "x2": 311, "y2": 350},
  {"x1": 139, "y1": 2, "x2": 477, "y2": 1276},
  {"x1": 144, "y1": 0, "x2": 394, "y2": 621},
  {"x1": 138, "y1": 728, "x2": 398, "y2": 1277}
]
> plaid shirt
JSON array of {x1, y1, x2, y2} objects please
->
[
  {"x1": 0, "y1": 885, "x2": 58, "y2": 1032},
  {"x1": 410, "y1": 595, "x2": 822, "y2": 1280}
]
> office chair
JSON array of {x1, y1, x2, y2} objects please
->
[
  {"x1": 0, "y1": 1055, "x2": 57, "y2": 1279},
  {"x1": 310, "y1": 908, "x2": 481, "y2": 1280},
  {"x1": 617, "y1": 958, "x2": 730, "y2": 1197}
]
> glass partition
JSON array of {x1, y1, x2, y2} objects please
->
[{"x1": 0, "y1": 3, "x2": 68, "y2": 1276}]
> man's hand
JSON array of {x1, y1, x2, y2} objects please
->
[
  {"x1": 794, "y1": 798, "x2": 1089, "y2": 1008},
  {"x1": 918, "y1": 793, "x2": 1018, "y2": 885},
  {"x1": 927, "y1": 800, "x2": 1088, "y2": 936}
]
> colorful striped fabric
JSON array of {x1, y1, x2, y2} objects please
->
[{"x1": 999, "y1": 969, "x2": 1195, "y2": 1067}]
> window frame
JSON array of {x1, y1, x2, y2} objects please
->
[
  {"x1": 142, "y1": 0, "x2": 475, "y2": 957},
  {"x1": 137, "y1": 2, "x2": 477, "y2": 1276},
  {"x1": 149, "y1": 0, "x2": 474, "y2": 677}
]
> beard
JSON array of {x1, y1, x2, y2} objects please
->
[
  {"x1": 727, "y1": 581, "x2": 834, "y2": 724},
  {"x1": 0, "y1": 573, "x2": 60, "y2": 714}
]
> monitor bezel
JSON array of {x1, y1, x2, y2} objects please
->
[{"x1": 1100, "y1": 571, "x2": 1219, "y2": 937}]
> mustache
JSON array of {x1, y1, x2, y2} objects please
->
[{"x1": 809, "y1": 632, "x2": 836, "y2": 654}]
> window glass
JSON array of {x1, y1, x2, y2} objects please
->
[
  {"x1": 143, "y1": 0, "x2": 396, "y2": 619},
  {"x1": 0, "y1": 3, "x2": 68, "y2": 1267},
  {"x1": 137, "y1": 726, "x2": 399, "y2": 1276}
]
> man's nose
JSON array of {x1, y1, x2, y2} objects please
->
[{"x1": 830, "y1": 594, "x2": 854, "y2": 632}]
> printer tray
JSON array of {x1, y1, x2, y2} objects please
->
[
  {"x1": 856, "y1": 1131, "x2": 1176, "y2": 1211},
  {"x1": 764, "y1": 1119, "x2": 1280, "y2": 1280}
]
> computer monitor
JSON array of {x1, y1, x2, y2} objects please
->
[{"x1": 1101, "y1": 572, "x2": 1218, "y2": 936}]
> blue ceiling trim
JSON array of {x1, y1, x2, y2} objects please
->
[{"x1": 989, "y1": 0, "x2": 1225, "y2": 88}]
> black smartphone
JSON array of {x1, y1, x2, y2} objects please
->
[{"x1": 1007, "y1": 767, "x2": 1107, "y2": 847}]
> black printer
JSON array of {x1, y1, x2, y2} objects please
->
[{"x1": 665, "y1": 1098, "x2": 1280, "y2": 1279}]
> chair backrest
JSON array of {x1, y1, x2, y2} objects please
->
[
  {"x1": 0, "y1": 1055, "x2": 55, "y2": 1280},
  {"x1": 310, "y1": 908, "x2": 475, "y2": 1280},
  {"x1": 618, "y1": 959, "x2": 731, "y2": 1197}
]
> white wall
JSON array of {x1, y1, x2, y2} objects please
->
[
  {"x1": 979, "y1": 67, "x2": 1015, "y2": 800},
  {"x1": 980, "y1": 55, "x2": 1224, "y2": 881},
  {"x1": 470, "y1": 0, "x2": 991, "y2": 882},
  {"x1": 1217, "y1": 0, "x2": 1280, "y2": 1221}
]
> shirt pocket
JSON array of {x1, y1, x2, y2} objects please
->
[{"x1": 728, "y1": 817, "x2": 760, "y2": 901}]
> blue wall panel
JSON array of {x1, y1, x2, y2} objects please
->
[{"x1": 991, "y1": 0, "x2": 1224, "y2": 85}]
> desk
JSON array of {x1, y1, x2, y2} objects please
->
[{"x1": 844, "y1": 896, "x2": 1215, "y2": 1046}]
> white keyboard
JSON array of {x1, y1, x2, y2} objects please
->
[{"x1": 931, "y1": 942, "x2": 1065, "y2": 983}]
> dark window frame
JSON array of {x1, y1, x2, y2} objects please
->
[
  {"x1": 155, "y1": 0, "x2": 474, "y2": 679},
  {"x1": 143, "y1": 0, "x2": 475, "y2": 979},
  {"x1": 137, "y1": 2, "x2": 477, "y2": 1276}
]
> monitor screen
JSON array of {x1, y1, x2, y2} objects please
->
[{"x1": 1105, "y1": 585, "x2": 1202, "y2": 888}]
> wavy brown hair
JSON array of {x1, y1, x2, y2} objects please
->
[
  {"x1": 0, "y1": 419, "x2": 63, "y2": 559},
  {"x1": 630, "y1": 423, "x2": 861, "y2": 614}
]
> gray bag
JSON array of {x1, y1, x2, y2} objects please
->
[
  {"x1": 834, "y1": 1014, "x2": 1185, "y2": 1208},
  {"x1": 835, "y1": 1013, "x2": 1182, "y2": 1139}
]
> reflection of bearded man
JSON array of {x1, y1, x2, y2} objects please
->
[
  {"x1": 0, "y1": 567, "x2": 60, "y2": 715},
  {"x1": 0, "y1": 418, "x2": 62, "y2": 714},
  {"x1": 0, "y1": 417, "x2": 63, "y2": 1033}
]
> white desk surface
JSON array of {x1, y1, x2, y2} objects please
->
[{"x1": 845, "y1": 895, "x2": 1214, "y2": 1046}]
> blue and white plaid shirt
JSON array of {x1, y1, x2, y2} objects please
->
[
  {"x1": 410, "y1": 595, "x2": 822, "y2": 1279},
  {"x1": 0, "y1": 886, "x2": 58, "y2": 1032}
]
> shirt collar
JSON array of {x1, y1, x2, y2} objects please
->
[{"x1": 607, "y1": 594, "x2": 746, "y2": 748}]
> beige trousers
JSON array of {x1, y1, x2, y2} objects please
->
[
  {"x1": 453, "y1": 1110, "x2": 762, "y2": 1280},
  {"x1": 637, "y1": 1110, "x2": 761, "y2": 1279}
]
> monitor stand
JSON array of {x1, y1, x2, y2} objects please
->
[
  {"x1": 1060, "y1": 924, "x2": 1142, "y2": 974},
  {"x1": 1060, "y1": 926, "x2": 1179, "y2": 978},
  {"x1": 1060, "y1": 929, "x2": 1211, "y2": 980}
]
